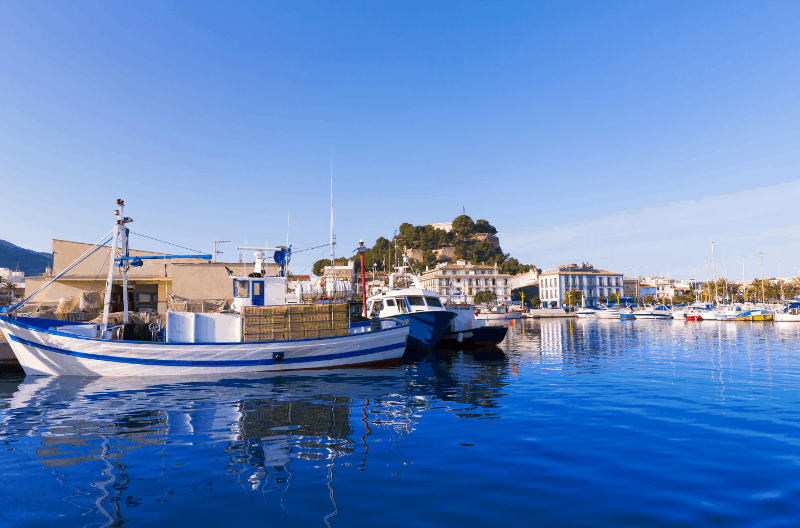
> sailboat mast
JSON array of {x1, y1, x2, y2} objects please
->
[
  {"x1": 711, "y1": 242, "x2": 718, "y2": 305},
  {"x1": 705, "y1": 256, "x2": 710, "y2": 303},
  {"x1": 760, "y1": 252, "x2": 764, "y2": 303}
]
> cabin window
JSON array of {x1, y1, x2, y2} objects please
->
[
  {"x1": 234, "y1": 280, "x2": 249, "y2": 297},
  {"x1": 369, "y1": 300, "x2": 382, "y2": 317},
  {"x1": 425, "y1": 297, "x2": 443, "y2": 308},
  {"x1": 407, "y1": 296, "x2": 425, "y2": 306},
  {"x1": 386, "y1": 299, "x2": 396, "y2": 307},
  {"x1": 253, "y1": 282, "x2": 263, "y2": 297}
]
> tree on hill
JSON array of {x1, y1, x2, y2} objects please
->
[
  {"x1": 474, "y1": 219, "x2": 497, "y2": 235},
  {"x1": 452, "y1": 215, "x2": 475, "y2": 237},
  {"x1": 312, "y1": 257, "x2": 350, "y2": 277},
  {"x1": 473, "y1": 290, "x2": 496, "y2": 304}
]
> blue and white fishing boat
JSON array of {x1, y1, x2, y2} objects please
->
[
  {"x1": 366, "y1": 256, "x2": 457, "y2": 350},
  {"x1": 0, "y1": 200, "x2": 410, "y2": 376}
]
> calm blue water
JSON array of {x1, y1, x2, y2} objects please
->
[{"x1": 3, "y1": 319, "x2": 800, "y2": 527}]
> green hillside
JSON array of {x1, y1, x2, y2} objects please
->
[{"x1": 313, "y1": 215, "x2": 537, "y2": 277}]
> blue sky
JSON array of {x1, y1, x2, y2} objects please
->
[{"x1": 1, "y1": 1, "x2": 799, "y2": 280}]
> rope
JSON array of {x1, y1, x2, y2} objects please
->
[
  {"x1": 292, "y1": 242, "x2": 336, "y2": 254},
  {"x1": 129, "y1": 232, "x2": 206, "y2": 254},
  {"x1": 88, "y1": 243, "x2": 112, "y2": 293}
]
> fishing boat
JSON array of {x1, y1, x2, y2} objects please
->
[
  {"x1": 0, "y1": 200, "x2": 410, "y2": 376},
  {"x1": 438, "y1": 305, "x2": 508, "y2": 349},
  {"x1": 365, "y1": 255, "x2": 456, "y2": 350}
]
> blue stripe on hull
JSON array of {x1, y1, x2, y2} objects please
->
[{"x1": 8, "y1": 334, "x2": 404, "y2": 367}]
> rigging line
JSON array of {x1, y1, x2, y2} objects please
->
[
  {"x1": 296, "y1": 248, "x2": 331, "y2": 276},
  {"x1": 292, "y1": 243, "x2": 337, "y2": 254},
  {"x1": 88, "y1": 242, "x2": 112, "y2": 293},
  {"x1": 10, "y1": 231, "x2": 114, "y2": 313},
  {"x1": 129, "y1": 232, "x2": 205, "y2": 254}
]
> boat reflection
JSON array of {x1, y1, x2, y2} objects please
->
[{"x1": 0, "y1": 358, "x2": 511, "y2": 527}]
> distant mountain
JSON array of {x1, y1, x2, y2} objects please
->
[{"x1": 0, "y1": 240, "x2": 53, "y2": 277}]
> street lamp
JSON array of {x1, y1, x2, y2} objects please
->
[{"x1": 629, "y1": 266, "x2": 642, "y2": 305}]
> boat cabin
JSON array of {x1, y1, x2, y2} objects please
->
[{"x1": 367, "y1": 290, "x2": 445, "y2": 318}]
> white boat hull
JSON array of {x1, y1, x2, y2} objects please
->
[
  {"x1": 775, "y1": 313, "x2": 800, "y2": 322},
  {"x1": 0, "y1": 317, "x2": 410, "y2": 377},
  {"x1": 475, "y1": 312, "x2": 522, "y2": 322}
]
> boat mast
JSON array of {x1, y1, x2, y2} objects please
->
[
  {"x1": 711, "y1": 242, "x2": 718, "y2": 306},
  {"x1": 329, "y1": 147, "x2": 335, "y2": 285},
  {"x1": 101, "y1": 200, "x2": 124, "y2": 338},
  {"x1": 705, "y1": 256, "x2": 710, "y2": 303},
  {"x1": 779, "y1": 259, "x2": 783, "y2": 300},
  {"x1": 121, "y1": 221, "x2": 129, "y2": 324},
  {"x1": 760, "y1": 252, "x2": 764, "y2": 303},
  {"x1": 743, "y1": 255, "x2": 746, "y2": 302}
]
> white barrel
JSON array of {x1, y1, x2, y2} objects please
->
[
  {"x1": 325, "y1": 280, "x2": 352, "y2": 300},
  {"x1": 295, "y1": 282, "x2": 324, "y2": 302}
]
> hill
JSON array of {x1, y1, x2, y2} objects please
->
[
  {"x1": 313, "y1": 215, "x2": 538, "y2": 277},
  {"x1": 0, "y1": 239, "x2": 53, "y2": 276}
]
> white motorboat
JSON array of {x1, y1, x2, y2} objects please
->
[
  {"x1": 773, "y1": 302, "x2": 800, "y2": 322},
  {"x1": 594, "y1": 304, "x2": 635, "y2": 319},
  {"x1": 475, "y1": 303, "x2": 522, "y2": 322},
  {"x1": 634, "y1": 304, "x2": 672, "y2": 319},
  {"x1": 0, "y1": 200, "x2": 410, "y2": 376},
  {"x1": 672, "y1": 302, "x2": 713, "y2": 320},
  {"x1": 575, "y1": 307, "x2": 599, "y2": 318},
  {"x1": 365, "y1": 256, "x2": 456, "y2": 350}
]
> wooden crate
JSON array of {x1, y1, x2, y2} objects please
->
[{"x1": 241, "y1": 303, "x2": 350, "y2": 342}]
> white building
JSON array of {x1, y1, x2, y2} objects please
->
[
  {"x1": 639, "y1": 276, "x2": 694, "y2": 299},
  {"x1": 0, "y1": 268, "x2": 25, "y2": 286},
  {"x1": 539, "y1": 263, "x2": 623, "y2": 308},
  {"x1": 320, "y1": 260, "x2": 355, "y2": 283},
  {"x1": 420, "y1": 260, "x2": 512, "y2": 304},
  {"x1": 510, "y1": 269, "x2": 539, "y2": 290}
]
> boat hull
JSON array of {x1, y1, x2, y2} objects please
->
[
  {"x1": 395, "y1": 311, "x2": 457, "y2": 350},
  {"x1": 439, "y1": 325, "x2": 508, "y2": 349},
  {"x1": 0, "y1": 316, "x2": 410, "y2": 377}
]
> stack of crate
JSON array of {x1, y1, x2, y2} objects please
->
[{"x1": 241, "y1": 303, "x2": 350, "y2": 342}]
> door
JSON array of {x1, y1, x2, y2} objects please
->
[{"x1": 252, "y1": 281, "x2": 264, "y2": 306}]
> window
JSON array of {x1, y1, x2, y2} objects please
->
[
  {"x1": 456, "y1": 278, "x2": 461, "y2": 283},
  {"x1": 234, "y1": 280, "x2": 249, "y2": 297},
  {"x1": 425, "y1": 297, "x2": 443, "y2": 307},
  {"x1": 504, "y1": 279, "x2": 507, "y2": 285},
  {"x1": 492, "y1": 279, "x2": 496, "y2": 286},
  {"x1": 386, "y1": 299, "x2": 396, "y2": 307},
  {"x1": 253, "y1": 282, "x2": 263, "y2": 297},
  {"x1": 368, "y1": 300, "x2": 382, "y2": 317},
  {"x1": 407, "y1": 296, "x2": 425, "y2": 306}
]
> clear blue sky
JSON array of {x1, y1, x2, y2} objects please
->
[{"x1": 2, "y1": 1, "x2": 799, "y2": 280}]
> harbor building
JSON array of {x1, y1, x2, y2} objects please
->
[
  {"x1": 539, "y1": 263, "x2": 623, "y2": 308},
  {"x1": 420, "y1": 260, "x2": 512, "y2": 304},
  {"x1": 23, "y1": 239, "x2": 278, "y2": 313}
]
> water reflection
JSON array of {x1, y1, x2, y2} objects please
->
[
  {"x1": 5, "y1": 321, "x2": 800, "y2": 527},
  {"x1": 0, "y1": 354, "x2": 511, "y2": 528}
]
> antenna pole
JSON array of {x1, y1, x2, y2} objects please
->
[{"x1": 101, "y1": 200, "x2": 124, "y2": 338}]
